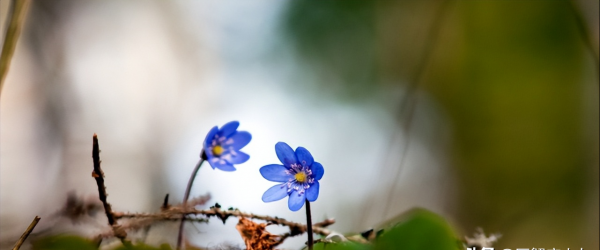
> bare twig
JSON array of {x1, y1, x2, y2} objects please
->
[
  {"x1": 93, "y1": 217, "x2": 209, "y2": 241},
  {"x1": 94, "y1": 200, "x2": 333, "y2": 246},
  {"x1": 114, "y1": 205, "x2": 334, "y2": 237},
  {"x1": 273, "y1": 218, "x2": 336, "y2": 246},
  {"x1": 92, "y1": 134, "x2": 129, "y2": 245},
  {"x1": 0, "y1": 0, "x2": 31, "y2": 97},
  {"x1": 11, "y1": 216, "x2": 40, "y2": 250}
]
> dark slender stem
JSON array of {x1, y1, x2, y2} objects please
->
[
  {"x1": 12, "y1": 216, "x2": 40, "y2": 250},
  {"x1": 182, "y1": 159, "x2": 205, "y2": 203},
  {"x1": 305, "y1": 200, "x2": 313, "y2": 250},
  {"x1": 92, "y1": 134, "x2": 129, "y2": 247},
  {"x1": 92, "y1": 134, "x2": 117, "y2": 226},
  {"x1": 176, "y1": 157, "x2": 206, "y2": 250}
]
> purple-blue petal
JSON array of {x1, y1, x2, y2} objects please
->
[
  {"x1": 226, "y1": 151, "x2": 249, "y2": 164},
  {"x1": 227, "y1": 131, "x2": 251, "y2": 150},
  {"x1": 262, "y1": 184, "x2": 289, "y2": 202},
  {"x1": 203, "y1": 126, "x2": 219, "y2": 150},
  {"x1": 311, "y1": 162, "x2": 324, "y2": 180},
  {"x1": 218, "y1": 121, "x2": 239, "y2": 137},
  {"x1": 205, "y1": 151, "x2": 218, "y2": 164},
  {"x1": 210, "y1": 161, "x2": 236, "y2": 172},
  {"x1": 204, "y1": 148, "x2": 214, "y2": 159},
  {"x1": 260, "y1": 164, "x2": 291, "y2": 182},
  {"x1": 275, "y1": 142, "x2": 297, "y2": 167},
  {"x1": 306, "y1": 181, "x2": 319, "y2": 202},
  {"x1": 288, "y1": 190, "x2": 306, "y2": 211},
  {"x1": 295, "y1": 147, "x2": 314, "y2": 167}
]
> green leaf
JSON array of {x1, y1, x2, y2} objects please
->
[
  {"x1": 373, "y1": 208, "x2": 460, "y2": 250},
  {"x1": 32, "y1": 235, "x2": 96, "y2": 250},
  {"x1": 313, "y1": 242, "x2": 371, "y2": 250}
]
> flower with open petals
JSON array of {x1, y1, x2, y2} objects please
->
[
  {"x1": 203, "y1": 121, "x2": 251, "y2": 171},
  {"x1": 260, "y1": 142, "x2": 324, "y2": 211}
]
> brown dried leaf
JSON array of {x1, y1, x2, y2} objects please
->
[{"x1": 235, "y1": 217, "x2": 280, "y2": 250}]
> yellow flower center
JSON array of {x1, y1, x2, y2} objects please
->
[
  {"x1": 294, "y1": 172, "x2": 307, "y2": 183},
  {"x1": 212, "y1": 145, "x2": 224, "y2": 156}
]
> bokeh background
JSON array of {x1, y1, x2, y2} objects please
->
[{"x1": 1, "y1": 0, "x2": 598, "y2": 249}]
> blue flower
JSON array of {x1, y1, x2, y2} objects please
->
[
  {"x1": 260, "y1": 142, "x2": 324, "y2": 211},
  {"x1": 203, "y1": 121, "x2": 251, "y2": 171}
]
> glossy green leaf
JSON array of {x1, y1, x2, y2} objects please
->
[{"x1": 373, "y1": 208, "x2": 460, "y2": 250}]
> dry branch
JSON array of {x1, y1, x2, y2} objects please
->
[
  {"x1": 92, "y1": 134, "x2": 129, "y2": 245},
  {"x1": 113, "y1": 205, "x2": 334, "y2": 239},
  {"x1": 12, "y1": 216, "x2": 40, "y2": 250}
]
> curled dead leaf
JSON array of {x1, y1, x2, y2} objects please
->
[{"x1": 236, "y1": 217, "x2": 280, "y2": 250}]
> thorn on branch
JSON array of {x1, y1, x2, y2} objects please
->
[{"x1": 162, "y1": 194, "x2": 170, "y2": 211}]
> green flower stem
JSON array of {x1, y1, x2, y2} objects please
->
[
  {"x1": 176, "y1": 153, "x2": 207, "y2": 250},
  {"x1": 305, "y1": 199, "x2": 313, "y2": 250}
]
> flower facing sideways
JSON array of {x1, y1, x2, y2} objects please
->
[
  {"x1": 203, "y1": 121, "x2": 251, "y2": 171},
  {"x1": 260, "y1": 142, "x2": 324, "y2": 211}
]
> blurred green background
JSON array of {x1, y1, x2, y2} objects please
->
[{"x1": 282, "y1": 0, "x2": 598, "y2": 249}]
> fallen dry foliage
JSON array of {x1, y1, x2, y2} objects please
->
[{"x1": 236, "y1": 217, "x2": 281, "y2": 250}]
